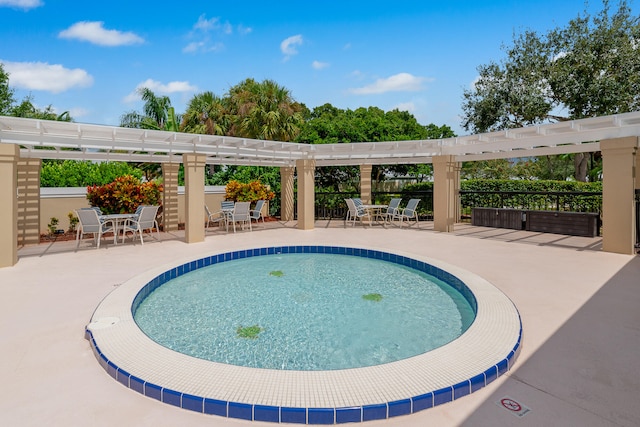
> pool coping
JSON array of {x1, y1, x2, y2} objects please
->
[{"x1": 86, "y1": 245, "x2": 522, "y2": 424}]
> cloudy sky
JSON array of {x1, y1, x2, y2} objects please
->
[{"x1": 0, "y1": 0, "x2": 632, "y2": 136}]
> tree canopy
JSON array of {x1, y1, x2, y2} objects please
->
[{"x1": 461, "y1": 0, "x2": 640, "y2": 181}]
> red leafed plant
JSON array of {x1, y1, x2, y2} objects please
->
[{"x1": 86, "y1": 175, "x2": 163, "y2": 214}]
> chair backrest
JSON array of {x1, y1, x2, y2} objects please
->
[
  {"x1": 352, "y1": 198, "x2": 363, "y2": 207},
  {"x1": 250, "y1": 200, "x2": 265, "y2": 219},
  {"x1": 75, "y1": 208, "x2": 102, "y2": 232},
  {"x1": 387, "y1": 198, "x2": 402, "y2": 213},
  {"x1": 138, "y1": 206, "x2": 159, "y2": 229},
  {"x1": 205, "y1": 205, "x2": 213, "y2": 217},
  {"x1": 134, "y1": 205, "x2": 146, "y2": 216},
  {"x1": 221, "y1": 201, "x2": 235, "y2": 211},
  {"x1": 233, "y1": 202, "x2": 251, "y2": 219},
  {"x1": 403, "y1": 199, "x2": 420, "y2": 215},
  {"x1": 345, "y1": 198, "x2": 366, "y2": 216}
]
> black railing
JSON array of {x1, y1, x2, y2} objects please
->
[{"x1": 285, "y1": 189, "x2": 602, "y2": 220}]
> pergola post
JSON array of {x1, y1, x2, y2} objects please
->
[
  {"x1": 296, "y1": 159, "x2": 315, "y2": 230},
  {"x1": 280, "y1": 166, "x2": 295, "y2": 222},
  {"x1": 0, "y1": 143, "x2": 19, "y2": 267},
  {"x1": 17, "y1": 157, "x2": 41, "y2": 245},
  {"x1": 183, "y1": 154, "x2": 206, "y2": 243},
  {"x1": 360, "y1": 164, "x2": 373, "y2": 204},
  {"x1": 601, "y1": 137, "x2": 638, "y2": 254},
  {"x1": 433, "y1": 155, "x2": 457, "y2": 232},
  {"x1": 161, "y1": 163, "x2": 180, "y2": 232}
]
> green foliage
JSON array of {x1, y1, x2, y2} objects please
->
[
  {"x1": 47, "y1": 217, "x2": 59, "y2": 235},
  {"x1": 41, "y1": 160, "x2": 143, "y2": 187},
  {"x1": 225, "y1": 180, "x2": 275, "y2": 204},
  {"x1": 461, "y1": 0, "x2": 640, "y2": 181},
  {"x1": 362, "y1": 293, "x2": 383, "y2": 302},
  {"x1": 460, "y1": 179, "x2": 602, "y2": 212},
  {"x1": 296, "y1": 104, "x2": 454, "y2": 190},
  {"x1": 269, "y1": 270, "x2": 284, "y2": 277},
  {"x1": 236, "y1": 325, "x2": 264, "y2": 339},
  {"x1": 86, "y1": 175, "x2": 163, "y2": 214},
  {"x1": 67, "y1": 212, "x2": 79, "y2": 233},
  {"x1": 0, "y1": 63, "x2": 15, "y2": 114},
  {"x1": 399, "y1": 181, "x2": 434, "y2": 214}
]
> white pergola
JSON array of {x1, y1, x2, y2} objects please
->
[
  {"x1": 1, "y1": 112, "x2": 639, "y2": 268},
  {"x1": 2, "y1": 111, "x2": 640, "y2": 165}
]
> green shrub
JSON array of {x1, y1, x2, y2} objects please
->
[{"x1": 86, "y1": 175, "x2": 163, "y2": 214}]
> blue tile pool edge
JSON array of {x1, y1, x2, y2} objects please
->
[{"x1": 86, "y1": 245, "x2": 522, "y2": 424}]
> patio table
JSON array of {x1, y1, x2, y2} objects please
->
[
  {"x1": 99, "y1": 213, "x2": 137, "y2": 244},
  {"x1": 361, "y1": 204, "x2": 388, "y2": 226}
]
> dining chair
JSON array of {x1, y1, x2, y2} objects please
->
[
  {"x1": 249, "y1": 200, "x2": 266, "y2": 226},
  {"x1": 229, "y1": 201, "x2": 252, "y2": 232},
  {"x1": 121, "y1": 205, "x2": 160, "y2": 245},
  {"x1": 205, "y1": 204, "x2": 228, "y2": 231},
  {"x1": 75, "y1": 208, "x2": 114, "y2": 249}
]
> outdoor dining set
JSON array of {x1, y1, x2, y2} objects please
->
[
  {"x1": 74, "y1": 205, "x2": 160, "y2": 249},
  {"x1": 205, "y1": 200, "x2": 267, "y2": 233},
  {"x1": 344, "y1": 197, "x2": 420, "y2": 228}
]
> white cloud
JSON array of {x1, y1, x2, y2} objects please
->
[
  {"x1": 123, "y1": 79, "x2": 198, "y2": 103},
  {"x1": 393, "y1": 102, "x2": 416, "y2": 113},
  {"x1": 59, "y1": 21, "x2": 144, "y2": 47},
  {"x1": 0, "y1": 0, "x2": 42, "y2": 10},
  {"x1": 2, "y1": 60, "x2": 93, "y2": 93},
  {"x1": 312, "y1": 60, "x2": 329, "y2": 70},
  {"x1": 349, "y1": 73, "x2": 430, "y2": 95},
  {"x1": 280, "y1": 34, "x2": 303, "y2": 60},
  {"x1": 182, "y1": 40, "x2": 224, "y2": 54},
  {"x1": 184, "y1": 14, "x2": 251, "y2": 54}
]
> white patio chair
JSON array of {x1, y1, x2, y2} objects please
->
[
  {"x1": 344, "y1": 198, "x2": 371, "y2": 227},
  {"x1": 229, "y1": 201, "x2": 252, "y2": 232},
  {"x1": 205, "y1": 204, "x2": 227, "y2": 231},
  {"x1": 75, "y1": 208, "x2": 114, "y2": 249},
  {"x1": 249, "y1": 200, "x2": 266, "y2": 226},
  {"x1": 384, "y1": 198, "x2": 402, "y2": 225},
  {"x1": 121, "y1": 205, "x2": 160, "y2": 245},
  {"x1": 396, "y1": 198, "x2": 420, "y2": 228}
]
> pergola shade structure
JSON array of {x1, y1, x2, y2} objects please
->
[
  {"x1": 2, "y1": 111, "x2": 640, "y2": 166},
  {"x1": 0, "y1": 111, "x2": 639, "y2": 267}
]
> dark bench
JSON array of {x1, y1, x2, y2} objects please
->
[
  {"x1": 471, "y1": 208, "x2": 600, "y2": 237},
  {"x1": 471, "y1": 208, "x2": 525, "y2": 230},
  {"x1": 525, "y1": 210, "x2": 600, "y2": 237}
]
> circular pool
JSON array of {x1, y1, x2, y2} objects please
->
[
  {"x1": 133, "y1": 252, "x2": 476, "y2": 371},
  {"x1": 86, "y1": 245, "x2": 521, "y2": 424}
]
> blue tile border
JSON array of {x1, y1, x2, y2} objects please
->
[{"x1": 87, "y1": 245, "x2": 522, "y2": 424}]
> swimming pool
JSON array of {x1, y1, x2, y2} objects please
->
[
  {"x1": 133, "y1": 253, "x2": 476, "y2": 370},
  {"x1": 86, "y1": 245, "x2": 521, "y2": 424}
]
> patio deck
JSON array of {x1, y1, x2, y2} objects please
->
[{"x1": 1, "y1": 220, "x2": 638, "y2": 426}]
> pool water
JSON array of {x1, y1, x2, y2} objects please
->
[{"x1": 134, "y1": 253, "x2": 476, "y2": 371}]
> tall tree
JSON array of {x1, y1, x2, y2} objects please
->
[
  {"x1": 226, "y1": 78, "x2": 306, "y2": 141},
  {"x1": 461, "y1": 0, "x2": 640, "y2": 181},
  {"x1": 0, "y1": 63, "x2": 15, "y2": 114},
  {"x1": 182, "y1": 91, "x2": 230, "y2": 135},
  {"x1": 120, "y1": 88, "x2": 180, "y2": 131}
]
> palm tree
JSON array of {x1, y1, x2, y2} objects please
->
[
  {"x1": 120, "y1": 88, "x2": 180, "y2": 131},
  {"x1": 182, "y1": 91, "x2": 230, "y2": 135},
  {"x1": 227, "y1": 78, "x2": 305, "y2": 142}
]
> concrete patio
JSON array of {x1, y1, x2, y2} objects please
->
[{"x1": 1, "y1": 220, "x2": 638, "y2": 426}]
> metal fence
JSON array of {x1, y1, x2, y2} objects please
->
[{"x1": 285, "y1": 190, "x2": 602, "y2": 220}]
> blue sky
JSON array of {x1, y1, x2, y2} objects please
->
[{"x1": 1, "y1": 0, "x2": 635, "y2": 136}]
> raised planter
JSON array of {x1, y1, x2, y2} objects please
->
[
  {"x1": 525, "y1": 210, "x2": 600, "y2": 237},
  {"x1": 471, "y1": 208, "x2": 525, "y2": 230}
]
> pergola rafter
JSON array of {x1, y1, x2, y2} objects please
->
[{"x1": 2, "y1": 111, "x2": 640, "y2": 166}]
